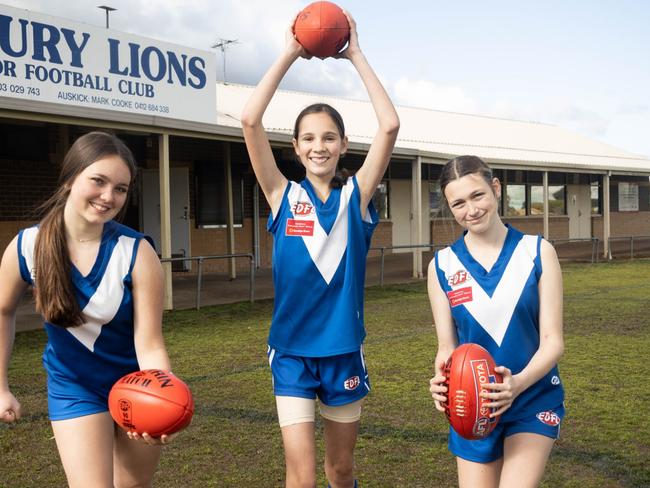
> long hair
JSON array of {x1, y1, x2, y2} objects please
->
[
  {"x1": 293, "y1": 103, "x2": 349, "y2": 189},
  {"x1": 33, "y1": 131, "x2": 137, "y2": 328}
]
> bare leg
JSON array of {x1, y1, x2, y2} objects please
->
[
  {"x1": 323, "y1": 418, "x2": 359, "y2": 488},
  {"x1": 456, "y1": 456, "x2": 503, "y2": 488},
  {"x1": 281, "y1": 421, "x2": 317, "y2": 488},
  {"x1": 499, "y1": 433, "x2": 554, "y2": 488},
  {"x1": 113, "y1": 424, "x2": 162, "y2": 488},
  {"x1": 51, "y1": 412, "x2": 114, "y2": 488}
]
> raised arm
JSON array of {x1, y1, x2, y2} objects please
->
[
  {"x1": 0, "y1": 236, "x2": 28, "y2": 423},
  {"x1": 338, "y1": 12, "x2": 400, "y2": 212},
  {"x1": 241, "y1": 22, "x2": 309, "y2": 216}
]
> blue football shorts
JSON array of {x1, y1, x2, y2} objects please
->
[
  {"x1": 449, "y1": 403, "x2": 565, "y2": 463},
  {"x1": 47, "y1": 368, "x2": 109, "y2": 421},
  {"x1": 267, "y1": 346, "x2": 370, "y2": 406}
]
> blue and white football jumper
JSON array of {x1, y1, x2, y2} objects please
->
[
  {"x1": 17, "y1": 220, "x2": 144, "y2": 420},
  {"x1": 267, "y1": 176, "x2": 378, "y2": 357},
  {"x1": 435, "y1": 225, "x2": 564, "y2": 422}
]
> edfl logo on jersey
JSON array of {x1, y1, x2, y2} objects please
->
[
  {"x1": 291, "y1": 201, "x2": 315, "y2": 215},
  {"x1": 447, "y1": 270, "x2": 472, "y2": 287}
]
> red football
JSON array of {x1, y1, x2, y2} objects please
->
[
  {"x1": 294, "y1": 1, "x2": 350, "y2": 59},
  {"x1": 443, "y1": 343, "x2": 502, "y2": 440},
  {"x1": 108, "y1": 369, "x2": 194, "y2": 437}
]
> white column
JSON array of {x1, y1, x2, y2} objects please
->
[
  {"x1": 224, "y1": 142, "x2": 236, "y2": 279},
  {"x1": 158, "y1": 133, "x2": 173, "y2": 310},
  {"x1": 543, "y1": 171, "x2": 549, "y2": 239},
  {"x1": 603, "y1": 172, "x2": 611, "y2": 259},
  {"x1": 411, "y1": 156, "x2": 423, "y2": 278}
]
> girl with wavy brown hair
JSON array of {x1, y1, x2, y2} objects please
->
[{"x1": 0, "y1": 131, "x2": 173, "y2": 487}]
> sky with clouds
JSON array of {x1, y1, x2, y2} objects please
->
[{"x1": 3, "y1": 0, "x2": 649, "y2": 158}]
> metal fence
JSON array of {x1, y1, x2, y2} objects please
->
[
  {"x1": 550, "y1": 237, "x2": 600, "y2": 264},
  {"x1": 607, "y1": 235, "x2": 650, "y2": 259},
  {"x1": 157, "y1": 236, "x2": 648, "y2": 309},
  {"x1": 160, "y1": 253, "x2": 255, "y2": 309},
  {"x1": 370, "y1": 244, "x2": 447, "y2": 286}
]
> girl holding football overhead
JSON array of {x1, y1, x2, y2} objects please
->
[
  {"x1": 428, "y1": 155, "x2": 565, "y2": 488},
  {"x1": 241, "y1": 10, "x2": 399, "y2": 488},
  {"x1": 0, "y1": 131, "x2": 173, "y2": 487}
]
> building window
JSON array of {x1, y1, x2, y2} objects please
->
[
  {"x1": 372, "y1": 181, "x2": 389, "y2": 220},
  {"x1": 506, "y1": 184, "x2": 526, "y2": 216},
  {"x1": 591, "y1": 183, "x2": 601, "y2": 214},
  {"x1": 195, "y1": 161, "x2": 244, "y2": 227},
  {"x1": 0, "y1": 123, "x2": 49, "y2": 161},
  {"x1": 548, "y1": 185, "x2": 566, "y2": 215},
  {"x1": 618, "y1": 182, "x2": 639, "y2": 211},
  {"x1": 429, "y1": 180, "x2": 443, "y2": 217},
  {"x1": 530, "y1": 186, "x2": 544, "y2": 216},
  {"x1": 529, "y1": 185, "x2": 566, "y2": 216}
]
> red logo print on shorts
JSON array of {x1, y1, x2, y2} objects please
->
[
  {"x1": 536, "y1": 410, "x2": 561, "y2": 426},
  {"x1": 344, "y1": 376, "x2": 360, "y2": 391}
]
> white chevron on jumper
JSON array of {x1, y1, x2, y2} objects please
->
[
  {"x1": 287, "y1": 181, "x2": 353, "y2": 284},
  {"x1": 438, "y1": 236, "x2": 537, "y2": 346},
  {"x1": 22, "y1": 228, "x2": 135, "y2": 352}
]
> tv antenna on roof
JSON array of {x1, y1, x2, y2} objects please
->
[{"x1": 211, "y1": 38, "x2": 240, "y2": 83}]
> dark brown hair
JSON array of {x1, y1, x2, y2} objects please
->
[
  {"x1": 34, "y1": 131, "x2": 136, "y2": 328},
  {"x1": 293, "y1": 103, "x2": 349, "y2": 189},
  {"x1": 440, "y1": 155, "x2": 494, "y2": 196}
]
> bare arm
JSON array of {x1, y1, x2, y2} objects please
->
[
  {"x1": 131, "y1": 239, "x2": 170, "y2": 372},
  {"x1": 484, "y1": 239, "x2": 565, "y2": 416},
  {"x1": 338, "y1": 12, "x2": 400, "y2": 212},
  {"x1": 0, "y1": 236, "x2": 28, "y2": 422},
  {"x1": 427, "y1": 257, "x2": 458, "y2": 412},
  {"x1": 241, "y1": 23, "x2": 309, "y2": 216}
]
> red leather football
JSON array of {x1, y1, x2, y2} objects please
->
[
  {"x1": 443, "y1": 343, "x2": 503, "y2": 439},
  {"x1": 108, "y1": 369, "x2": 194, "y2": 437},
  {"x1": 294, "y1": 1, "x2": 350, "y2": 59}
]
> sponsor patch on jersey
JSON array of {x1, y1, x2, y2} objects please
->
[
  {"x1": 344, "y1": 375, "x2": 360, "y2": 391},
  {"x1": 291, "y1": 201, "x2": 315, "y2": 215},
  {"x1": 447, "y1": 286, "x2": 473, "y2": 307},
  {"x1": 551, "y1": 375, "x2": 561, "y2": 385},
  {"x1": 536, "y1": 410, "x2": 561, "y2": 427},
  {"x1": 447, "y1": 270, "x2": 472, "y2": 287},
  {"x1": 286, "y1": 219, "x2": 314, "y2": 236}
]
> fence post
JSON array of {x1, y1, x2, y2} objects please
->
[
  {"x1": 249, "y1": 254, "x2": 255, "y2": 303},
  {"x1": 591, "y1": 238, "x2": 597, "y2": 264},
  {"x1": 196, "y1": 258, "x2": 203, "y2": 310},
  {"x1": 630, "y1": 236, "x2": 634, "y2": 259},
  {"x1": 379, "y1": 248, "x2": 386, "y2": 287}
]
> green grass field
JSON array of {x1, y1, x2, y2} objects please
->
[{"x1": 2, "y1": 260, "x2": 650, "y2": 487}]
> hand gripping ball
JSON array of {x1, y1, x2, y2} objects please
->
[
  {"x1": 108, "y1": 369, "x2": 194, "y2": 437},
  {"x1": 294, "y1": 1, "x2": 350, "y2": 58},
  {"x1": 443, "y1": 343, "x2": 503, "y2": 440}
]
